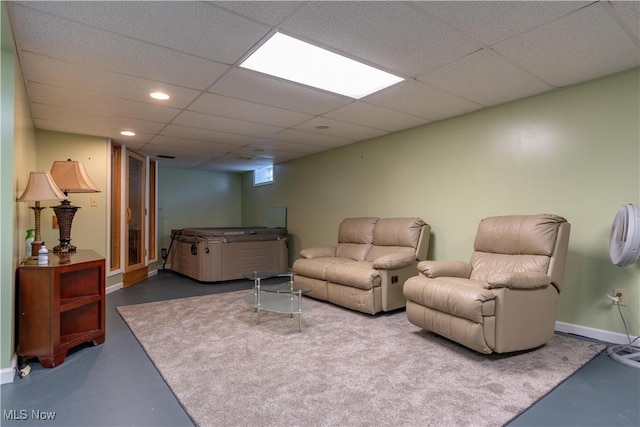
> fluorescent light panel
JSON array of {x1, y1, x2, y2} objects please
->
[{"x1": 240, "y1": 32, "x2": 403, "y2": 99}]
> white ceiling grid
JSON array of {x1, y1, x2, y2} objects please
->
[{"x1": 6, "y1": 1, "x2": 640, "y2": 171}]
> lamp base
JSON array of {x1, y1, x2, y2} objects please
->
[
  {"x1": 52, "y1": 199, "x2": 79, "y2": 253},
  {"x1": 53, "y1": 242, "x2": 77, "y2": 253}
]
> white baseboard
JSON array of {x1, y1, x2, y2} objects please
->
[
  {"x1": 555, "y1": 321, "x2": 635, "y2": 345},
  {"x1": 106, "y1": 282, "x2": 123, "y2": 294},
  {"x1": 1, "y1": 354, "x2": 17, "y2": 384},
  {"x1": 106, "y1": 268, "x2": 157, "y2": 295}
]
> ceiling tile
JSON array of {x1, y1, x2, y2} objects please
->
[
  {"x1": 9, "y1": 4, "x2": 229, "y2": 90},
  {"x1": 144, "y1": 155, "x2": 212, "y2": 170},
  {"x1": 210, "y1": 68, "x2": 352, "y2": 115},
  {"x1": 271, "y1": 129, "x2": 354, "y2": 148},
  {"x1": 28, "y1": 82, "x2": 182, "y2": 123},
  {"x1": 293, "y1": 117, "x2": 388, "y2": 141},
  {"x1": 213, "y1": 1, "x2": 302, "y2": 26},
  {"x1": 493, "y1": 2, "x2": 640, "y2": 87},
  {"x1": 34, "y1": 118, "x2": 153, "y2": 148},
  {"x1": 189, "y1": 93, "x2": 313, "y2": 127},
  {"x1": 364, "y1": 79, "x2": 481, "y2": 121},
  {"x1": 20, "y1": 52, "x2": 202, "y2": 109},
  {"x1": 160, "y1": 125, "x2": 254, "y2": 146},
  {"x1": 145, "y1": 135, "x2": 240, "y2": 156},
  {"x1": 417, "y1": 48, "x2": 554, "y2": 106},
  {"x1": 415, "y1": 1, "x2": 590, "y2": 45},
  {"x1": 608, "y1": 1, "x2": 640, "y2": 41},
  {"x1": 172, "y1": 111, "x2": 284, "y2": 138},
  {"x1": 323, "y1": 101, "x2": 430, "y2": 133},
  {"x1": 31, "y1": 103, "x2": 166, "y2": 134},
  {"x1": 281, "y1": 1, "x2": 482, "y2": 76},
  {"x1": 247, "y1": 138, "x2": 330, "y2": 155},
  {"x1": 17, "y1": 1, "x2": 272, "y2": 64}
]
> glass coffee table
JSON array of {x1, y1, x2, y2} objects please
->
[{"x1": 243, "y1": 271, "x2": 312, "y2": 332}]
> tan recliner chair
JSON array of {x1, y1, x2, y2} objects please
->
[{"x1": 403, "y1": 214, "x2": 570, "y2": 354}]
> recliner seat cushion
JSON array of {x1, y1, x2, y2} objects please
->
[
  {"x1": 326, "y1": 262, "x2": 380, "y2": 290},
  {"x1": 293, "y1": 257, "x2": 354, "y2": 280},
  {"x1": 404, "y1": 276, "x2": 495, "y2": 323}
]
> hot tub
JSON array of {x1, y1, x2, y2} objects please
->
[{"x1": 168, "y1": 227, "x2": 288, "y2": 282}]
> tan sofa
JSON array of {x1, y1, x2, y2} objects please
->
[
  {"x1": 293, "y1": 217, "x2": 430, "y2": 315},
  {"x1": 404, "y1": 214, "x2": 570, "y2": 354}
]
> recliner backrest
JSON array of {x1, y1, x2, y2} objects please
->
[
  {"x1": 336, "y1": 217, "x2": 378, "y2": 261},
  {"x1": 366, "y1": 217, "x2": 430, "y2": 261},
  {"x1": 469, "y1": 214, "x2": 570, "y2": 290}
]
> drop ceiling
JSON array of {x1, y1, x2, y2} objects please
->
[{"x1": 6, "y1": 1, "x2": 640, "y2": 172}]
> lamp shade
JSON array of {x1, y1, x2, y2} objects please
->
[
  {"x1": 50, "y1": 159, "x2": 100, "y2": 193},
  {"x1": 17, "y1": 171, "x2": 66, "y2": 202}
]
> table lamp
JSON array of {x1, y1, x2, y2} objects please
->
[
  {"x1": 17, "y1": 171, "x2": 66, "y2": 257},
  {"x1": 49, "y1": 159, "x2": 101, "y2": 252}
]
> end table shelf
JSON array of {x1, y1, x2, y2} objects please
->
[
  {"x1": 243, "y1": 271, "x2": 312, "y2": 332},
  {"x1": 17, "y1": 250, "x2": 106, "y2": 368}
]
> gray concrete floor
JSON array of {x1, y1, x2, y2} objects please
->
[{"x1": 2, "y1": 270, "x2": 639, "y2": 426}]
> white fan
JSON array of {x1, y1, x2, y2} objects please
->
[
  {"x1": 609, "y1": 203, "x2": 640, "y2": 267},
  {"x1": 607, "y1": 203, "x2": 640, "y2": 368}
]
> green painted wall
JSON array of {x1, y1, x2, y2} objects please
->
[
  {"x1": 157, "y1": 167, "x2": 242, "y2": 252},
  {"x1": 242, "y1": 69, "x2": 640, "y2": 337},
  {"x1": 1, "y1": 16, "x2": 16, "y2": 372},
  {"x1": 1, "y1": 1, "x2": 38, "y2": 375}
]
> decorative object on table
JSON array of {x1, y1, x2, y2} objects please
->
[
  {"x1": 24, "y1": 228, "x2": 35, "y2": 257},
  {"x1": 49, "y1": 159, "x2": 100, "y2": 252},
  {"x1": 16, "y1": 171, "x2": 66, "y2": 257},
  {"x1": 606, "y1": 203, "x2": 640, "y2": 368},
  {"x1": 38, "y1": 244, "x2": 48, "y2": 265}
]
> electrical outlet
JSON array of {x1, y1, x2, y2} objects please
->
[{"x1": 613, "y1": 288, "x2": 627, "y2": 306}]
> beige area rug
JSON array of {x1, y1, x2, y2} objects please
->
[{"x1": 117, "y1": 291, "x2": 600, "y2": 427}]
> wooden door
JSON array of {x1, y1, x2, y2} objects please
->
[{"x1": 124, "y1": 151, "x2": 147, "y2": 286}]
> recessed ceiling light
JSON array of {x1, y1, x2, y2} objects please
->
[
  {"x1": 150, "y1": 92, "x2": 170, "y2": 100},
  {"x1": 120, "y1": 131, "x2": 135, "y2": 136},
  {"x1": 240, "y1": 32, "x2": 404, "y2": 99}
]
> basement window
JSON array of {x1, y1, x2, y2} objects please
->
[{"x1": 253, "y1": 166, "x2": 274, "y2": 186}]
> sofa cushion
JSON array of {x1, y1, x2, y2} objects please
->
[
  {"x1": 372, "y1": 217, "x2": 426, "y2": 247},
  {"x1": 366, "y1": 217, "x2": 426, "y2": 261},
  {"x1": 326, "y1": 262, "x2": 380, "y2": 290},
  {"x1": 293, "y1": 257, "x2": 354, "y2": 280},
  {"x1": 336, "y1": 243, "x2": 372, "y2": 261},
  {"x1": 338, "y1": 217, "x2": 377, "y2": 244}
]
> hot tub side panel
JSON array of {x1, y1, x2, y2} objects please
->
[{"x1": 168, "y1": 228, "x2": 288, "y2": 282}]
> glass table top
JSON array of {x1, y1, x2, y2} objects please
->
[{"x1": 243, "y1": 270, "x2": 293, "y2": 281}]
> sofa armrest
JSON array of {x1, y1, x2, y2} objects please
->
[
  {"x1": 485, "y1": 271, "x2": 551, "y2": 290},
  {"x1": 417, "y1": 261, "x2": 472, "y2": 279},
  {"x1": 299, "y1": 246, "x2": 336, "y2": 259},
  {"x1": 373, "y1": 253, "x2": 416, "y2": 270}
]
